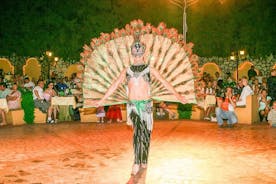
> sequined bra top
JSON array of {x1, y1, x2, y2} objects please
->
[{"x1": 126, "y1": 64, "x2": 151, "y2": 84}]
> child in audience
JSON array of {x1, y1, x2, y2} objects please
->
[
  {"x1": 204, "y1": 80, "x2": 216, "y2": 120},
  {"x1": 258, "y1": 89, "x2": 271, "y2": 122},
  {"x1": 252, "y1": 78, "x2": 261, "y2": 95},
  {"x1": 96, "y1": 106, "x2": 105, "y2": 123},
  {"x1": 267, "y1": 101, "x2": 276, "y2": 127},
  {"x1": 106, "y1": 105, "x2": 122, "y2": 123}
]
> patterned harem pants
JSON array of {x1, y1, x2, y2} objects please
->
[{"x1": 127, "y1": 100, "x2": 153, "y2": 165}]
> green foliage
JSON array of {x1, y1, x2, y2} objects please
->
[
  {"x1": 19, "y1": 88, "x2": 35, "y2": 124},
  {"x1": 0, "y1": 0, "x2": 275, "y2": 60},
  {"x1": 177, "y1": 103, "x2": 193, "y2": 119}
]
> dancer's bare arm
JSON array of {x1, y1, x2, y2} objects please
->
[
  {"x1": 92, "y1": 68, "x2": 127, "y2": 107},
  {"x1": 150, "y1": 67, "x2": 187, "y2": 104}
]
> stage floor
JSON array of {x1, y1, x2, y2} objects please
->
[{"x1": 0, "y1": 120, "x2": 275, "y2": 184}]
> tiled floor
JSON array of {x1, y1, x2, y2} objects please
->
[{"x1": 0, "y1": 120, "x2": 275, "y2": 184}]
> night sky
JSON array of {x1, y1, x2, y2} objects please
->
[{"x1": 0, "y1": 0, "x2": 275, "y2": 60}]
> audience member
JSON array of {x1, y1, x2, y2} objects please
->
[
  {"x1": 23, "y1": 77, "x2": 35, "y2": 90},
  {"x1": 204, "y1": 81, "x2": 216, "y2": 120},
  {"x1": 267, "y1": 69, "x2": 276, "y2": 105},
  {"x1": 96, "y1": 106, "x2": 105, "y2": 123},
  {"x1": 33, "y1": 80, "x2": 53, "y2": 123},
  {"x1": 0, "y1": 82, "x2": 11, "y2": 99},
  {"x1": 255, "y1": 71, "x2": 263, "y2": 84},
  {"x1": 215, "y1": 72, "x2": 223, "y2": 83},
  {"x1": 158, "y1": 101, "x2": 176, "y2": 120},
  {"x1": 106, "y1": 105, "x2": 122, "y2": 123},
  {"x1": 252, "y1": 78, "x2": 261, "y2": 95},
  {"x1": 234, "y1": 79, "x2": 243, "y2": 99},
  {"x1": 6, "y1": 83, "x2": 21, "y2": 110},
  {"x1": 215, "y1": 87, "x2": 237, "y2": 128},
  {"x1": 247, "y1": 65, "x2": 257, "y2": 81},
  {"x1": 0, "y1": 82, "x2": 11, "y2": 126},
  {"x1": 236, "y1": 76, "x2": 253, "y2": 106},
  {"x1": 55, "y1": 78, "x2": 68, "y2": 96},
  {"x1": 63, "y1": 76, "x2": 71, "y2": 88},
  {"x1": 268, "y1": 101, "x2": 276, "y2": 127},
  {"x1": 196, "y1": 79, "x2": 206, "y2": 109},
  {"x1": 260, "y1": 79, "x2": 268, "y2": 91},
  {"x1": 258, "y1": 89, "x2": 272, "y2": 122},
  {"x1": 44, "y1": 81, "x2": 59, "y2": 123},
  {"x1": 226, "y1": 72, "x2": 235, "y2": 83}
]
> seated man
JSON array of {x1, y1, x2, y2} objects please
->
[
  {"x1": 33, "y1": 80, "x2": 53, "y2": 123},
  {"x1": 215, "y1": 87, "x2": 238, "y2": 128},
  {"x1": 55, "y1": 78, "x2": 68, "y2": 96},
  {"x1": 23, "y1": 77, "x2": 35, "y2": 90},
  {"x1": 236, "y1": 76, "x2": 253, "y2": 106}
]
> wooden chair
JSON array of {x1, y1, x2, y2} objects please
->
[
  {"x1": 79, "y1": 108, "x2": 98, "y2": 122},
  {"x1": 6, "y1": 109, "x2": 25, "y2": 125},
  {"x1": 191, "y1": 105, "x2": 204, "y2": 120},
  {"x1": 235, "y1": 95, "x2": 259, "y2": 124}
]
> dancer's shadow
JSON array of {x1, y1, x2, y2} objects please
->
[{"x1": 126, "y1": 167, "x2": 147, "y2": 184}]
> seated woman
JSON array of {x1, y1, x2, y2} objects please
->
[
  {"x1": 6, "y1": 83, "x2": 21, "y2": 110},
  {"x1": 44, "y1": 81, "x2": 59, "y2": 123},
  {"x1": 258, "y1": 89, "x2": 272, "y2": 122}
]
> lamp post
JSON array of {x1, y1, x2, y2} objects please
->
[
  {"x1": 230, "y1": 50, "x2": 245, "y2": 83},
  {"x1": 44, "y1": 51, "x2": 59, "y2": 80},
  {"x1": 45, "y1": 51, "x2": 53, "y2": 79},
  {"x1": 170, "y1": 0, "x2": 199, "y2": 43}
]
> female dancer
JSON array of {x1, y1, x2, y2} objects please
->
[{"x1": 91, "y1": 39, "x2": 187, "y2": 175}]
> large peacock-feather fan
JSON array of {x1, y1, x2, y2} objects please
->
[{"x1": 81, "y1": 20, "x2": 199, "y2": 107}]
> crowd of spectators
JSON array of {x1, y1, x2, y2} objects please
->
[
  {"x1": 1, "y1": 66, "x2": 276, "y2": 127},
  {"x1": 0, "y1": 72, "x2": 83, "y2": 125},
  {"x1": 197, "y1": 67, "x2": 276, "y2": 128}
]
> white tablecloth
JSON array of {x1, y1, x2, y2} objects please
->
[{"x1": 51, "y1": 96, "x2": 76, "y2": 108}]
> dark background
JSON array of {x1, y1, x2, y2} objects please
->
[{"x1": 0, "y1": 0, "x2": 275, "y2": 60}]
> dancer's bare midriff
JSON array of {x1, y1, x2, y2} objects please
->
[{"x1": 127, "y1": 77, "x2": 151, "y2": 101}]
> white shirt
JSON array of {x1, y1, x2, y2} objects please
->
[
  {"x1": 237, "y1": 85, "x2": 253, "y2": 106},
  {"x1": 33, "y1": 86, "x2": 44, "y2": 100},
  {"x1": 24, "y1": 81, "x2": 35, "y2": 89}
]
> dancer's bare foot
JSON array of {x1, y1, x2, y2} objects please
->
[
  {"x1": 131, "y1": 164, "x2": 140, "y2": 175},
  {"x1": 141, "y1": 163, "x2": 147, "y2": 169}
]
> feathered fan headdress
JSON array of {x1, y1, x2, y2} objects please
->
[{"x1": 81, "y1": 19, "x2": 199, "y2": 107}]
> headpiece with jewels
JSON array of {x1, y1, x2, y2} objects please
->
[{"x1": 131, "y1": 34, "x2": 145, "y2": 57}]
